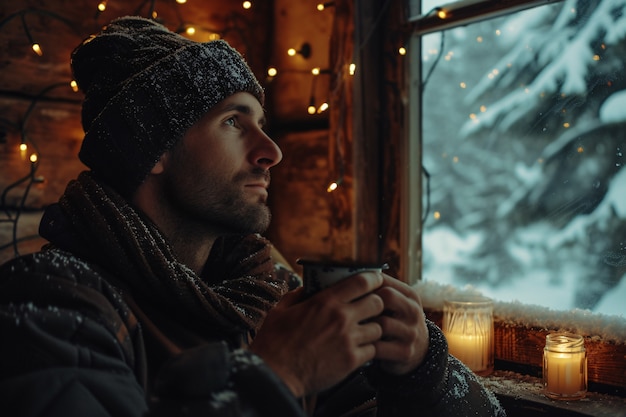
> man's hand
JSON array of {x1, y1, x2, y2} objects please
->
[
  {"x1": 250, "y1": 272, "x2": 385, "y2": 398},
  {"x1": 371, "y1": 274, "x2": 429, "y2": 375}
]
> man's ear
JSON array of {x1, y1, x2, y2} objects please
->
[{"x1": 151, "y1": 153, "x2": 167, "y2": 175}]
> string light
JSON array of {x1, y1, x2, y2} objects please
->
[
  {"x1": 437, "y1": 8, "x2": 448, "y2": 19},
  {"x1": 307, "y1": 98, "x2": 317, "y2": 115},
  {"x1": 398, "y1": 46, "x2": 407, "y2": 55},
  {"x1": 242, "y1": 1, "x2": 252, "y2": 9},
  {"x1": 176, "y1": 0, "x2": 187, "y2": 3},
  {"x1": 327, "y1": 180, "x2": 340, "y2": 192},
  {"x1": 20, "y1": 13, "x2": 43, "y2": 56},
  {"x1": 317, "y1": 2, "x2": 334, "y2": 11},
  {"x1": 97, "y1": 1, "x2": 107, "y2": 12},
  {"x1": 287, "y1": 43, "x2": 311, "y2": 59},
  {"x1": 349, "y1": 63, "x2": 356, "y2": 75},
  {"x1": 31, "y1": 43, "x2": 43, "y2": 56}
]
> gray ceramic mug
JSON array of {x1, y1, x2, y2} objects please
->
[{"x1": 297, "y1": 259, "x2": 389, "y2": 297}]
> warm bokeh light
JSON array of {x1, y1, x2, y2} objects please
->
[
  {"x1": 31, "y1": 43, "x2": 42, "y2": 56},
  {"x1": 267, "y1": 67, "x2": 278, "y2": 77}
]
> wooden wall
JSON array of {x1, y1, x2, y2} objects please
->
[{"x1": 0, "y1": 0, "x2": 359, "y2": 270}]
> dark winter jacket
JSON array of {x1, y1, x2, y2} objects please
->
[{"x1": 0, "y1": 172, "x2": 506, "y2": 417}]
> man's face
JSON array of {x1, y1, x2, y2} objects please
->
[{"x1": 158, "y1": 92, "x2": 282, "y2": 235}]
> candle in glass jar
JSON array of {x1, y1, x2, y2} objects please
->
[
  {"x1": 543, "y1": 333, "x2": 587, "y2": 400},
  {"x1": 445, "y1": 332, "x2": 491, "y2": 371},
  {"x1": 443, "y1": 297, "x2": 494, "y2": 376}
]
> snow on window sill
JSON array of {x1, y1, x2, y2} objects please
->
[{"x1": 415, "y1": 280, "x2": 626, "y2": 344}]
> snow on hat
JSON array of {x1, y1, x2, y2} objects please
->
[{"x1": 71, "y1": 16, "x2": 264, "y2": 197}]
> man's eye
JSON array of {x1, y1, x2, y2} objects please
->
[{"x1": 225, "y1": 117, "x2": 236, "y2": 126}]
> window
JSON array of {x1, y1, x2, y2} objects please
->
[{"x1": 409, "y1": 0, "x2": 626, "y2": 316}]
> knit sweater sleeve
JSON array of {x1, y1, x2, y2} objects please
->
[
  {"x1": 0, "y1": 251, "x2": 304, "y2": 417},
  {"x1": 366, "y1": 320, "x2": 507, "y2": 417}
]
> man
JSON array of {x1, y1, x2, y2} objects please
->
[{"x1": 0, "y1": 16, "x2": 505, "y2": 417}]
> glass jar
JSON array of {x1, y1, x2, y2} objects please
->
[
  {"x1": 443, "y1": 296, "x2": 494, "y2": 376},
  {"x1": 543, "y1": 333, "x2": 587, "y2": 400}
]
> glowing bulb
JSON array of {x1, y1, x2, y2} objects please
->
[
  {"x1": 349, "y1": 63, "x2": 356, "y2": 75},
  {"x1": 311, "y1": 67, "x2": 321, "y2": 75},
  {"x1": 176, "y1": 0, "x2": 187, "y2": 3},
  {"x1": 317, "y1": 1, "x2": 334, "y2": 11},
  {"x1": 267, "y1": 67, "x2": 278, "y2": 77},
  {"x1": 307, "y1": 105, "x2": 316, "y2": 115},
  {"x1": 243, "y1": 1, "x2": 252, "y2": 9},
  {"x1": 19, "y1": 143, "x2": 27, "y2": 152},
  {"x1": 30, "y1": 153, "x2": 37, "y2": 163},
  {"x1": 98, "y1": 1, "x2": 107, "y2": 12},
  {"x1": 32, "y1": 43, "x2": 43, "y2": 56},
  {"x1": 433, "y1": 211, "x2": 441, "y2": 220},
  {"x1": 460, "y1": 82, "x2": 467, "y2": 88},
  {"x1": 327, "y1": 182, "x2": 338, "y2": 192},
  {"x1": 317, "y1": 102, "x2": 329, "y2": 113},
  {"x1": 70, "y1": 80, "x2": 79, "y2": 92},
  {"x1": 437, "y1": 9, "x2": 447, "y2": 19},
  {"x1": 185, "y1": 26, "x2": 196, "y2": 35},
  {"x1": 398, "y1": 47, "x2": 406, "y2": 55}
]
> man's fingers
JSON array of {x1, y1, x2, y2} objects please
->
[{"x1": 380, "y1": 274, "x2": 422, "y2": 304}]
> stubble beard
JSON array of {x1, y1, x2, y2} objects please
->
[{"x1": 163, "y1": 171, "x2": 272, "y2": 236}]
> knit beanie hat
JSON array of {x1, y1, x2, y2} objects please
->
[{"x1": 71, "y1": 16, "x2": 264, "y2": 197}]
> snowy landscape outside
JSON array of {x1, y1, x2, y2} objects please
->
[{"x1": 418, "y1": 0, "x2": 626, "y2": 317}]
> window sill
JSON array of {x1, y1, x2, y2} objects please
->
[{"x1": 480, "y1": 371, "x2": 626, "y2": 417}]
